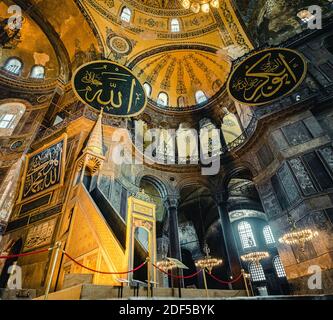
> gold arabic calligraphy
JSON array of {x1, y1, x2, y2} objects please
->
[
  {"x1": 232, "y1": 53, "x2": 299, "y2": 103},
  {"x1": 23, "y1": 142, "x2": 62, "y2": 198},
  {"x1": 77, "y1": 65, "x2": 141, "y2": 114}
]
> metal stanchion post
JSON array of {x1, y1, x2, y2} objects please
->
[
  {"x1": 248, "y1": 277, "x2": 255, "y2": 296},
  {"x1": 241, "y1": 269, "x2": 250, "y2": 297},
  {"x1": 177, "y1": 268, "x2": 182, "y2": 298},
  {"x1": 44, "y1": 242, "x2": 61, "y2": 300},
  {"x1": 202, "y1": 269, "x2": 209, "y2": 298},
  {"x1": 146, "y1": 257, "x2": 151, "y2": 298}
]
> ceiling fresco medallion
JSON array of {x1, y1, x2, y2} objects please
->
[
  {"x1": 108, "y1": 36, "x2": 131, "y2": 54},
  {"x1": 106, "y1": 29, "x2": 135, "y2": 59},
  {"x1": 72, "y1": 60, "x2": 147, "y2": 117},
  {"x1": 227, "y1": 48, "x2": 307, "y2": 106}
]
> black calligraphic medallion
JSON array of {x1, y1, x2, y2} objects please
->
[
  {"x1": 21, "y1": 139, "x2": 65, "y2": 201},
  {"x1": 72, "y1": 60, "x2": 147, "y2": 117},
  {"x1": 227, "y1": 48, "x2": 307, "y2": 106}
]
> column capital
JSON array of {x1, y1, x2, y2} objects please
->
[{"x1": 163, "y1": 195, "x2": 180, "y2": 209}]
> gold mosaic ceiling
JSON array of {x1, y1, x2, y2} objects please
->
[
  {"x1": 133, "y1": 50, "x2": 230, "y2": 108},
  {"x1": 136, "y1": 0, "x2": 183, "y2": 10},
  {"x1": 1, "y1": 0, "x2": 253, "y2": 110}
]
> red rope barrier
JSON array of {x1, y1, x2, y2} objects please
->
[
  {"x1": 0, "y1": 247, "x2": 52, "y2": 259},
  {"x1": 152, "y1": 264, "x2": 202, "y2": 279},
  {"x1": 207, "y1": 271, "x2": 243, "y2": 285},
  {"x1": 63, "y1": 252, "x2": 147, "y2": 275}
]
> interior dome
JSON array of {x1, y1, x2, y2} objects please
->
[
  {"x1": 132, "y1": 48, "x2": 231, "y2": 110},
  {"x1": 122, "y1": 0, "x2": 188, "y2": 15}
]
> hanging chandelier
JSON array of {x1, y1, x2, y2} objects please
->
[
  {"x1": 240, "y1": 251, "x2": 270, "y2": 265},
  {"x1": 279, "y1": 229, "x2": 319, "y2": 252},
  {"x1": 156, "y1": 258, "x2": 177, "y2": 271},
  {"x1": 278, "y1": 214, "x2": 319, "y2": 252},
  {"x1": 180, "y1": 0, "x2": 220, "y2": 14},
  {"x1": 195, "y1": 244, "x2": 223, "y2": 273}
]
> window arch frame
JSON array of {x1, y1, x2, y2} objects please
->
[
  {"x1": 157, "y1": 92, "x2": 169, "y2": 107},
  {"x1": 195, "y1": 90, "x2": 207, "y2": 104},
  {"x1": 143, "y1": 82, "x2": 152, "y2": 98},
  {"x1": 170, "y1": 18, "x2": 180, "y2": 33},
  {"x1": 238, "y1": 221, "x2": 256, "y2": 249},
  {"x1": 30, "y1": 65, "x2": 45, "y2": 79},
  {"x1": 177, "y1": 96, "x2": 187, "y2": 107},
  {"x1": 120, "y1": 6, "x2": 132, "y2": 23},
  {"x1": 249, "y1": 262, "x2": 266, "y2": 282},
  {"x1": 273, "y1": 256, "x2": 287, "y2": 278},
  {"x1": 0, "y1": 102, "x2": 26, "y2": 136},
  {"x1": 263, "y1": 225, "x2": 275, "y2": 245},
  {"x1": 3, "y1": 57, "x2": 23, "y2": 75}
]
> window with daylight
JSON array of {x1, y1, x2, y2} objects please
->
[
  {"x1": 0, "y1": 114, "x2": 15, "y2": 129},
  {"x1": 30, "y1": 65, "x2": 45, "y2": 79},
  {"x1": 273, "y1": 256, "x2": 287, "y2": 278},
  {"x1": 238, "y1": 221, "x2": 256, "y2": 249},
  {"x1": 4, "y1": 58, "x2": 22, "y2": 75},
  {"x1": 157, "y1": 92, "x2": 168, "y2": 107},
  {"x1": 143, "y1": 83, "x2": 152, "y2": 97},
  {"x1": 0, "y1": 102, "x2": 26, "y2": 136},
  {"x1": 249, "y1": 262, "x2": 266, "y2": 282},
  {"x1": 263, "y1": 225, "x2": 275, "y2": 245},
  {"x1": 170, "y1": 18, "x2": 180, "y2": 32},
  {"x1": 195, "y1": 90, "x2": 207, "y2": 104},
  {"x1": 120, "y1": 7, "x2": 132, "y2": 22}
]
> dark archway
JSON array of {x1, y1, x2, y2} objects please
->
[{"x1": 0, "y1": 238, "x2": 23, "y2": 288}]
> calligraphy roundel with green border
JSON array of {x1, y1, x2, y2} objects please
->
[
  {"x1": 72, "y1": 60, "x2": 147, "y2": 117},
  {"x1": 227, "y1": 48, "x2": 307, "y2": 106}
]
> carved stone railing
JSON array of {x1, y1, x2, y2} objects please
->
[
  {"x1": 127, "y1": 112, "x2": 258, "y2": 166},
  {"x1": 36, "y1": 104, "x2": 128, "y2": 142},
  {"x1": 0, "y1": 69, "x2": 58, "y2": 92}
]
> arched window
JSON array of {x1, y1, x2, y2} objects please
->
[
  {"x1": 238, "y1": 221, "x2": 256, "y2": 249},
  {"x1": 273, "y1": 256, "x2": 287, "y2": 278},
  {"x1": 263, "y1": 225, "x2": 275, "y2": 245},
  {"x1": 0, "y1": 102, "x2": 26, "y2": 136},
  {"x1": 170, "y1": 18, "x2": 180, "y2": 32},
  {"x1": 30, "y1": 65, "x2": 45, "y2": 79},
  {"x1": 4, "y1": 58, "x2": 22, "y2": 75},
  {"x1": 143, "y1": 83, "x2": 152, "y2": 97},
  {"x1": 120, "y1": 7, "x2": 132, "y2": 22},
  {"x1": 195, "y1": 90, "x2": 207, "y2": 104},
  {"x1": 249, "y1": 262, "x2": 266, "y2": 282},
  {"x1": 177, "y1": 96, "x2": 186, "y2": 107},
  {"x1": 221, "y1": 108, "x2": 243, "y2": 144},
  {"x1": 0, "y1": 114, "x2": 15, "y2": 129},
  {"x1": 157, "y1": 92, "x2": 168, "y2": 107}
]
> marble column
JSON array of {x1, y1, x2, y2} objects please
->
[
  {"x1": 215, "y1": 194, "x2": 243, "y2": 289},
  {"x1": 164, "y1": 196, "x2": 184, "y2": 288}
]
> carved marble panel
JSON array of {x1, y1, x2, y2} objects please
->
[
  {"x1": 277, "y1": 163, "x2": 301, "y2": 205},
  {"x1": 319, "y1": 147, "x2": 333, "y2": 172},
  {"x1": 281, "y1": 121, "x2": 312, "y2": 146},
  {"x1": 256, "y1": 181, "x2": 281, "y2": 219},
  {"x1": 288, "y1": 158, "x2": 317, "y2": 196}
]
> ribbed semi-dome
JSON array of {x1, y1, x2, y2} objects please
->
[{"x1": 133, "y1": 49, "x2": 231, "y2": 109}]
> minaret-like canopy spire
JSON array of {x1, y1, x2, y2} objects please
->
[{"x1": 83, "y1": 108, "x2": 104, "y2": 156}]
